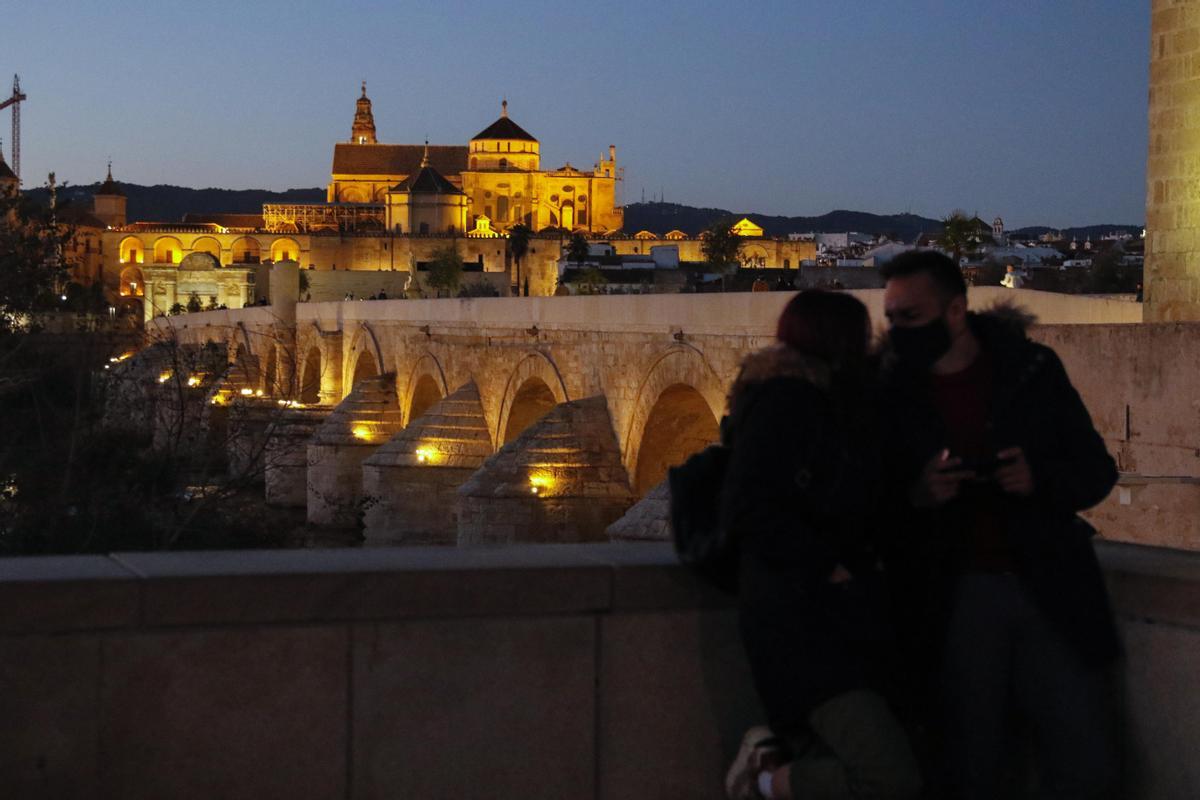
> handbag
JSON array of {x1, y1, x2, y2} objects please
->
[{"x1": 668, "y1": 443, "x2": 738, "y2": 592}]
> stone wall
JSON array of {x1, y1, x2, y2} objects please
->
[
  {"x1": 1032, "y1": 323, "x2": 1200, "y2": 548},
  {"x1": 0, "y1": 541, "x2": 1195, "y2": 799},
  {"x1": 1147, "y1": 0, "x2": 1200, "y2": 320}
]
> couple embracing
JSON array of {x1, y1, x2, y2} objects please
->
[{"x1": 714, "y1": 251, "x2": 1118, "y2": 800}]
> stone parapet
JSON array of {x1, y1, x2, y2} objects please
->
[{"x1": 0, "y1": 541, "x2": 1195, "y2": 798}]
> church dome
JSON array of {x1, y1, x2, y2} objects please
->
[
  {"x1": 467, "y1": 101, "x2": 540, "y2": 173},
  {"x1": 471, "y1": 100, "x2": 537, "y2": 143}
]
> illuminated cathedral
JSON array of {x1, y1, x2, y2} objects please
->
[{"x1": 317, "y1": 84, "x2": 623, "y2": 235}]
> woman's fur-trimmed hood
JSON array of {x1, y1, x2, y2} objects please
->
[
  {"x1": 729, "y1": 344, "x2": 832, "y2": 409},
  {"x1": 969, "y1": 300, "x2": 1037, "y2": 341}
]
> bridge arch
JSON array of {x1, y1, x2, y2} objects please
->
[
  {"x1": 494, "y1": 352, "x2": 569, "y2": 445},
  {"x1": 262, "y1": 342, "x2": 279, "y2": 396},
  {"x1": 351, "y1": 349, "x2": 379, "y2": 387},
  {"x1": 623, "y1": 346, "x2": 725, "y2": 496},
  {"x1": 401, "y1": 352, "x2": 449, "y2": 425},
  {"x1": 299, "y1": 345, "x2": 324, "y2": 404},
  {"x1": 346, "y1": 324, "x2": 386, "y2": 391}
]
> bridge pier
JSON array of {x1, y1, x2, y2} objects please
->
[
  {"x1": 264, "y1": 406, "x2": 330, "y2": 507},
  {"x1": 362, "y1": 382, "x2": 493, "y2": 546},
  {"x1": 457, "y1": 396, "x2": 634, "y2": 545},
  {"x1": 306, "y1": 374, "x2": 405, "y2": 527},
  {"x1": 606, "y1": 479, "x2": 673, "y2": 542}
]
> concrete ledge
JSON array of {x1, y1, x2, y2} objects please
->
[
  {"x1": 0, "y1": 540, "x2": 1194, "y2": 632},
  {"x1": 1097, "y1": 540, "x2": 1200, "y2": 629},
  {"x1": 0, "y1": 555, "x2": 141, "y2": 633},
  {"x1": 109, "y1": 546, "x2": 616, "y2": 627},
  {"x1": 0, "y1": 540, "x2": 1194, "y2": 799}
]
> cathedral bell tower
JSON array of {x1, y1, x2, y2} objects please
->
[
  {"x1": 93, "y1": 161, "x2": 127, "y2": 227},
  {"x1": 351, "y1": 82, "x2": 377, "y2": 144}
]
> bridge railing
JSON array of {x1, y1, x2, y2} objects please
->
[{"x1": 0, "y1": 539, "x2": 1194, "y2": 798}]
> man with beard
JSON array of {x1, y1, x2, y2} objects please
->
[{"x1": 878, "y1": 251, "x2": 1119, "y2": 799}]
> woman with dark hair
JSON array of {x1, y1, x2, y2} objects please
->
[{"x1": 721, "y1": 291, "x2": 921, "y2": 800}]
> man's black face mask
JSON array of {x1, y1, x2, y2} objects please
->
[{"x1": 890, "y1": 315, "x2": 952, "y2": 370}]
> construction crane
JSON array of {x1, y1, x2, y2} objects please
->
[{"x1": 0, "y1": 75, "x2": 26, "y2": 182}]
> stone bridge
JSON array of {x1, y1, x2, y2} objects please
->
[{"x1": 142, "y1": 288, "x2": 1163, "y2": 548}]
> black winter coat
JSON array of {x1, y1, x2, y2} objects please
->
[
  {"x1": 880, "y1": 308, "x2": 1120, "y2": 668},
  {"x1": 719, "y1": 346, "x2": 890, "y2": 734}
]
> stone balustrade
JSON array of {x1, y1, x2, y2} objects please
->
[{"x1": 0, "y1": 540, "x2": 1196, "y2": 799}]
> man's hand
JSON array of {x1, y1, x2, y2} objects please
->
[
  {"x1": 994, "y1": 447, "x2": 1034, "y2": 496},
  {"x1": 911, "y1": 449, "x2": 974, "y2": 508},
  {"x1": 828, "y1": 563, "x2": 853, "y2": 584}
]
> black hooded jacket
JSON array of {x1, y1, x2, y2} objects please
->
[
  {"x1": 880, "y1": 306, "x2": 1120, "y2": 667},
  {"x1": 719, "y1": 345, "x2": 890, "y2": 731}
]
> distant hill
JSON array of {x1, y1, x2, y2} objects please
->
[
  {"x1": 19, "y1": 185, "x2": 1143, "y2": 241},
  {"x1": 23, "y1": 183, "x2": 326, "y2": 223},
  {"x1": 623, "y1": 202, "x2": 943, "y2": 239},
  {"x1": 1011, "y1": 224, "x2": 1143, "y2": 241}
]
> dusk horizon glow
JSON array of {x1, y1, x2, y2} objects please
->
[{"x1": 7, "y1": 1, "x2": 1148, "y2": 229}]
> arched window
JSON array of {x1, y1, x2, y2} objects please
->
[
  {"x1": 153, "y1": 237, "x2": 183, "y2": 264},
  {"x1": 119, "y1": 237, "x2": 143, "y2": 264},
  {"x1": 230, "y1": 237, "x2": 262, "y2": 264},
  {"x1": 191, "y1": 237, "x2": 221, "y2": 260},
  {"x1": 119, "y1": 266, "x2": 145, "y2": 297},
  {"x1": 271, "y1": 238, "x2": 300, "y2": 263}
]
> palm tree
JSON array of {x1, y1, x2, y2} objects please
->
[
  {"x1": 939, "y1": 210, "x2": 976, "y2": 265},
  {"x1": 508, "y1": 224, "x2": 531, "y2": 296},
  {"x1": 567, "y1": 233, "x2": 590, "y2": 267},
  {"x1": 701, "y1": 218, "x2": 741, "y2": 291}
]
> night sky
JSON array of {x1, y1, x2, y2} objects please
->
[{"x1": 8, "y1": 0, "x2": 1148, "y2": 228}]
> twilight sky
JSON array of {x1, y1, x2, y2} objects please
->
[{"x1": 8, "y1": 1, "x2": 1147, "y2": 228}]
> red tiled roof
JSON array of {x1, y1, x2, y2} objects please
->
[{"x1": 331, "y1": 143, "x2": 468, "y2": 177}]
